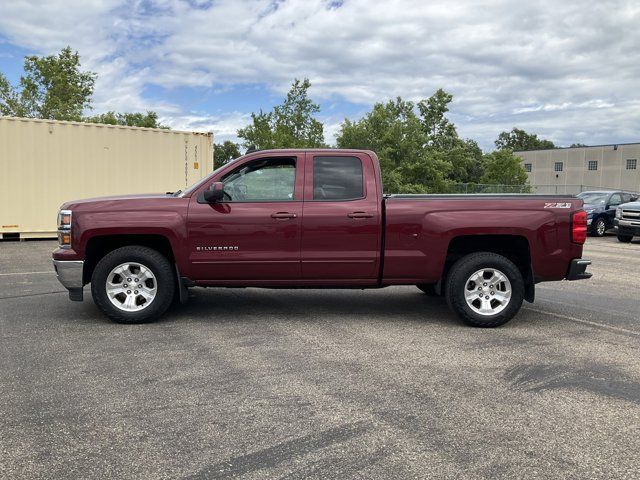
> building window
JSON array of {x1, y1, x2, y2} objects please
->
[
  {"x1": 627, "y1": 159, "x2": 637, "y2": 170},
  {"x1": 524, "y1": 163, "x2": 532, "y2": 172},
  {"x1": 554, "y1": 162, "x2": 563, "y2": 172},
  {"x1": 587, "y1": 160, "x2": 598, "y2": 171}
]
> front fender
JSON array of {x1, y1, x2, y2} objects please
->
[{"x1": 73, "y1": 210, "x2": 189, "y2": 272}]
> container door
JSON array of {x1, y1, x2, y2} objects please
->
[
  {"x1": 187, "y1": 155, "x2": 303, "y2": 281},
  {"x1": 301, "y1": 152, "x2": 381, "y2": 281}
]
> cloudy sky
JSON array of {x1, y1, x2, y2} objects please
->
[{"x1": 0, "y1": 0, "x2": 638, "y2": 150}]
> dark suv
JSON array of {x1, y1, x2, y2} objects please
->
[{"x1": 576, "y1": 191, "x2": 638, "y2": 237}]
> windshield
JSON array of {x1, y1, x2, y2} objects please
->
[
  {"x1": 577, "y1": 192, "x2": 608, "y2": 204},
  {"x1": 179, "y1": 156, "x2": 244, "y2": 197}
]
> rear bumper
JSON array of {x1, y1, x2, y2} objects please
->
[
  {"x1": 566, "y1": 258, "x2": 592, "y2": 281},
  {"x1": 52, "y1": 259, "x2": 84, "y2": 301}
]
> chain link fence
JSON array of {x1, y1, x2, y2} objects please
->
[
  {"x1": 448, "y1": 183, "x2": 533, "y2": 194},
  {"x1": 447, "y1": 184, "x2": 624, "y2": 195}
]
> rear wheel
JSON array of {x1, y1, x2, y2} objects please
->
[
  {"x1": 592, "y1": 217, "x2": 607, "y2": 237},
  {"x1": 91, "y1": 246, "x2": 175, "y2": 323},
  {"x1": 617, "y1": 234, "x2": 633, "y2": 243},
  {"x1": 444, "y1": 252, "x2": 524, "y2": 328}
]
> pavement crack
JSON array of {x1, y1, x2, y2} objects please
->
[{"x1": 0, "y1": 290, "x2": 66, "y2": 300}]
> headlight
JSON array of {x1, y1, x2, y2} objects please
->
[
  {"x1": 584, "y1": 208, "x2": 594, "y2": 214},
  {"x1": 616, "y1": 208, "x2": 622, "y2": 219},
  {"x1": 57, "y1": 209, "x2": 72, "y2": 248}
]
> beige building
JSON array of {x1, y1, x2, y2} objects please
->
[{"x1": 516, "y1": 143, "x2": 640, "y2": 194}]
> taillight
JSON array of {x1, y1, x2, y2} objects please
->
[{"x1": 572, "y1": 210, "x2": 587, "y2": 244}]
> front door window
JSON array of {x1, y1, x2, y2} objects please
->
[{"x1": 222, "y1": 158, "x2": 296, "y2": 202}]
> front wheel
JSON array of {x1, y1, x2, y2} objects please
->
[
  {"x1": 444, "y1": 252, "x2": 524, "y2": 328},
  {"x1": 91, "y1": 246, "x2": 175, "y2": 323},
  {"x1": 617, "y1": 234, "x2": 633, "y2": 243},
  {"x1": 591, "y1": 217, "x2": 606, "y2": 237}
]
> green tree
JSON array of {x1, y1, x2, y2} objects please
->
[
  {"x1": 1, "y1": 47, "x2": 166, "y2": 128},
  {"x1": 418, "y1": 88, "x2": 459, "y2": 150},
  {"x1": 214, "y1": 140, "x2": 242, "y2": 166},
  {"x1": 337, "y1": 97, "x2": 450, "y2": 193},
  {"x1": 0, "y1": 74, "x2": 25, "y2": 116},
  {"x1": 86, "y1": 111, "x2": 168, "y2": 128},
  {"x1": 495, "y1": 127, "x2": 555, "y2": 151},
  {"x1": 570, "y1": 143, "x2": 587, "y2": 148},
  {"x1": 481, "y1": 149, "x2": 529, "y2": 186},
  {"x1": 442, "y1": 139, "x2": 486, "y2": 184},
  {"x1": 416, "y1": 89, "x2": 486, "y2": 184},
  {"x1": 237, "y1": 78, "x2": 325, "y2": 149},
  {"x1": 0, "y1": 46, "x2": 96, "y2": 121}
]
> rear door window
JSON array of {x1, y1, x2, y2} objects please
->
[{"x1": 312, "y1": 156, "x2": 364, "y2": 201}]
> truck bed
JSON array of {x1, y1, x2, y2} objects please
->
[{"x1": 382, "y1": 194, "x2": 584, "y2": 284}]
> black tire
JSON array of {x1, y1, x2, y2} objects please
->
[
  {"x1": 416, "y1": 284, "x2": 439, "y2": 296},
  {"x1": 91, "y1": 246, "x2": 175, "y2": 324},
  {"x1": 444, "y1": 252, "x2": 524, "y2": 328},
  {"x1": 591, "y1": 217, "x2": 606, "y2": 237},
  {"x1": 617, "y1": 234, "x2": 633, "y2": 243}
]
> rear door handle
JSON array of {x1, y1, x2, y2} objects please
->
[
  {"x1": 271, "y1": 212, "x2": 297, "y2": 219},
  {"x1": 347, "y1": 211, "x2": 373, "y2": 219}
]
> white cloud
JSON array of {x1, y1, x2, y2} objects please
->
[
  {"x1": 0, "y1": 0, "x2": 639, "y2": 148},
  {"x1": 162, "y1": 110, "x2": 252, "y2": 143}
]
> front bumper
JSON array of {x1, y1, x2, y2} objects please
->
[
  {"x1": 52, "y1": 259, "x2": 84, "y2": 301},
  {"x1": 566, "y1": 258, "x2": 592, "y2": 281},
  {"x1": 614, "y1": 219, "x2": 640, "y2": 236}
]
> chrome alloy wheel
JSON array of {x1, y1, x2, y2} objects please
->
[
  {"x1": 464, "y1": 268, "x2": 512, "y2": 316},
  {"x1": 596, "y1": 219, "x2": 606, "y2": 236},
  {"x1": 105, "y1": 262, "x2": 157, "y2": 312}
]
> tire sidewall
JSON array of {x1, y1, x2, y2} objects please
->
[
  {"x1": 446, "y1": 253, "x2": 524, "y2": 328},
  {"x1": 91, "y1": 246, "x2": 175, "y2": 323}
]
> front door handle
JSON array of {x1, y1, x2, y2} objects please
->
[
  {"x1": 347, "y1": 211, "x2": 373, "y2": 219},
  {"x1": 271, "y1": 212, "x2": 297, "y2": 219}
]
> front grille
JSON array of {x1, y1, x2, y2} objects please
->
[{"x1": 621, "y1": 209, "x2": 640, "y2": 221}]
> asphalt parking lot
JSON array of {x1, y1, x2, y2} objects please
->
[{"x1": 1, "y1": 236, "x2": 639, "y2": 479}]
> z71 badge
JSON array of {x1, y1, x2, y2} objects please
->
[{"x1": 544, "y1": 202, "x2": 572, "y2": 209}]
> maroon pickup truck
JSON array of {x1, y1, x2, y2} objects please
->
[{"x1": 53, "y1": 149, "x2": 591, "y2": 327}]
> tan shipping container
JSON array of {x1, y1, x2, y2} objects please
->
[{"x1": 0, "y1": 117, "x2": 214, "y2": 238}]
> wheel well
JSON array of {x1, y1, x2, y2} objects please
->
[
  {"x1": 83, "y1": 234, "x2": 175, "y2": 284},
  {"x1": 444, "y1": 235, "x2": 534, "y2": 301}
]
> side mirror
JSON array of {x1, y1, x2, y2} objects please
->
[
  {"x1": 631, "y1": 196, "x2": 638, "y2": 202},
  {"x1": 202, "y1": 182, "x2": 225, "y2": 203}
]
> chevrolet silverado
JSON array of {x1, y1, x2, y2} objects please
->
[{"x1": 53, "y1": 149, "x2": 591, "y2": 327}]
